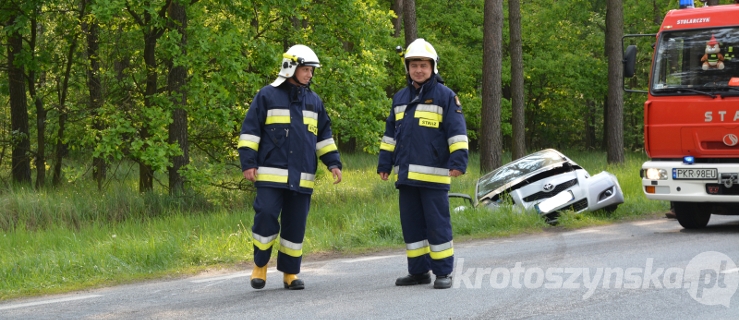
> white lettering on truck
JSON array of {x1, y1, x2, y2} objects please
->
[
  {"x1": 676, "y1": 18, "x2": 710, "y2": 25},
  {"x1": 704, "y1": 111, "x2": 739, "y2": 122}
]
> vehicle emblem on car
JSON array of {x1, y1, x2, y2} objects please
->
[
  {"x1": 723, "y1": 134, "x2": 739, "y2": 147},
  {"x1": 542, "y1": 183, "x2": 555, "y2": 192}
]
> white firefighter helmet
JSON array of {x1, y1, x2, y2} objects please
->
[
  {"x1": 270, "y1": 44, "x2": 321, "y2": 87},
  {"x1": 404, "y1": 38, "x2": 438, "y2": 74}
]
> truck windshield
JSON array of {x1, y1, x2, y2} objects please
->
[{"x1": 652, "y1": 27, "x2": 739, "y2": 94}]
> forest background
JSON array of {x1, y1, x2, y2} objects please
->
[
  {"x1": 0, "y1": 0, "x2": 712, "y2": 298},
  {"x1": 0, "y1": 0, "x2": 682, "y2": 193}
]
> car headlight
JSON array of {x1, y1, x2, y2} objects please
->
[
  {"x1": 598, "y1": 187, "x2": 614, "y2": 201},
  {"x1": 644, "y1": 168, "x2": 668, "y2": 180}
]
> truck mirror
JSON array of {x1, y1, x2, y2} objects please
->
[{"x1": 623, "y1": 45, "x2": 637, "y2": 78}]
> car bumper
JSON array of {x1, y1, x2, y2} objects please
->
[{"x1": 642, "y1": 160, "x2": 739, "y2": 202}]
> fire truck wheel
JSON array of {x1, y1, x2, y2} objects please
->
[{"x1": 672, "y1": 202, "x2": 711, "y2": 229}]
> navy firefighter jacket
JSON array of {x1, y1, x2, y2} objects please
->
[
  {"x1": 377, "y1": 75, "x2": 469, "y2": 191},
  {"x1": 238, "y1": 81, "x2": 342, "y2": 195}
]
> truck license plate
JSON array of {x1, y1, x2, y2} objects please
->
[{"x1": 673, "y1": 168, "x2": 717, "y2": 180}]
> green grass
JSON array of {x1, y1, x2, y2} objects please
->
[{"x1": 0, "y1": 150, "x2": 668, "y2": 300}]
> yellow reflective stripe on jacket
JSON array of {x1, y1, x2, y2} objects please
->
[
  {"x1": 256, "y1": 167, "x2": 288, "y2": 183},
  {"x1": 265, "y1": 109, "x2": 291, "y2": 124},
  {"x1": 448, "y1": 135, "x2": 469, "y2": 153},
  {"x1": 302, "y1": 110, "x2": 318, "y2": 125},
  {"x1": 429, "y1": 241, "x2": 454, "y2": 260},
  {"x1": 394, "y1": 105, "x2": 407, "y2": 121},
  {"x1": 316, "y1": 138, "x2": 338, "y2": 157},
  {"x1": 278, "y1": 238, "x2": 303, "y2": 257},
  {"x1": 380, "y1": 136, "x2": 396, "y2": 152},
  {"x1": 405, "y1": 239, "x2": 430, "y2": 258},
  {"x1": 414, "y1": 104, "x2": 443, "y2": 122},
  {"x1": 303, "y1": 110, "x2": 318, "y2": 127},
  {"x1": 300, "y1": 172, "x2": 315, "y2": 189},
  {"x1": 238, "y1": 134, "x2": 260, "y2": 151},
  {"x1": 408, "y1": 164, "x2": 451, "y2": 184},
  {"x1": 252, "y1": 232, "x2": 278, "y2": 251},
  {"x1": 303, "y1": 110, "x2": 318, "y2": 135}
]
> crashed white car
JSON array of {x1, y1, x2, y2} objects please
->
[{"x1": 450, "y1": 149, "x2": 624, "y2": 222}]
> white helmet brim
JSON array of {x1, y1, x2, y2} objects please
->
[{"x1": 270, "y1": 76, "x2": 287, "y2": 87}]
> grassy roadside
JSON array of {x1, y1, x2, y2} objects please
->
[{"x1": 0, "y1": 151, "x2": 669, "y2": 300}]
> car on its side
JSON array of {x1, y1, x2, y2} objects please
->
[{"x1": 450, "y1": 149, "x2": 624, "y2": 222}]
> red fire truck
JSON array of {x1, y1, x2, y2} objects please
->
[{"x1": 623, "y1": 0, "x2": 739, "y2": 229}]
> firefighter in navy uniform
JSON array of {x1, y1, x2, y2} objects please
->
[
  {"x1": 238, "y1": 44, "x2": 342, "y2": 290},
  {"x1": 377, "y1": 38, "x2": 469, "y2": 289}
]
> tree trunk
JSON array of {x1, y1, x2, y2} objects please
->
[
  {"x1": 34, "y1": 96, "x2": 46, "y2": 188},
  {"x1": 480, "y1": 0, "x2": 504, "y2": 172},
  {"x1": 402, "y1": 0, "x2": 417, "y2": 45},
  {"x1": 139, "y1": 9, "x2": 162, "y2": 193},
  {"x1": 28, "y1": 17, "x2": 46, "y2": 188},
  {"x1": 606, "y1": 0, "x2": 624, "y2": 164},
  {"x1": 167, "y1": 1, "x2": 189, "y2": 195},
  {"x1": 125, "y1": 4, "x2": 168, "y2": 193},
  {"x1": 83, "y1": 11, "x2": 107, "y2": 190},
  {"x1": 52, "y1": 4, "x2": 83, "y2": 186},
  {"x1": 51, "y1": 113, "x2": 67, "y2": 186},
  {"x1": 392, "y1": 0, "x2": 403, "y2": 38},
  {"x1": 7, "y1": 16, "x2": 32, "y2": 185},
  {"x1": 652, "y1": 0, "x2": 661, "y2": 25},
  {"x1": 509, "y1": 0, "x2": 525, "y2": 160},
  {"x1": 140, "y1": 32, "x2": 156, "y2": 192}
]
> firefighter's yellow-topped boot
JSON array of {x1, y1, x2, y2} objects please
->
[
  {"x1": 250, "y1": 265, "x2": 267, "y2": 289},
  {"x1": 283, "y1": 273, "x2": 305, "y2": 290}
]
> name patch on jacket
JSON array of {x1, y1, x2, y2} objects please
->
[
  {"x1": 419, "y1": 119, "x2": 439, "y2": 128},
  {"x1": 303, "y1": 109, "x2": 319, "y2": 136}
]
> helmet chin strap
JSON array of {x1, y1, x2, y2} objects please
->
[
  {"x1": 291, "y1": 76, "x2": 311, "y2": 87},
  {"x1": 410, "y1": 73, "x2": 435, "y2": 87}
]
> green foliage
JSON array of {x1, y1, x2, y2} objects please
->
[
  {"x1": 0, "y1": 0, "x2": 688, "y2": 190},
  {"x1": 519, "y1": 0, "x2": 607, "y2": 149},
  {"x1": 305, "y1": 0, "x2": 396, "y2": 152}
]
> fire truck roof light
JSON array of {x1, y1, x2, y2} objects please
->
[
  {"x1": 683, "y1": 156, "x2": 695, "y2": 164},
  {"x1": 679, "y1": 0, "x2": 694, "y2": 9}
]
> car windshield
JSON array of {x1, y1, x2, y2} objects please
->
[
  {"x1": 652, "y1": 27, "x2": 739, "y2": 94},
  {"x1": 475, "y1": 149, "x2": 570, "y2": 201}
]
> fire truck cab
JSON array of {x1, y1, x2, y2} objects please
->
[{"x1": 623, "y1": 0, "x2": 739, "y2": 229}]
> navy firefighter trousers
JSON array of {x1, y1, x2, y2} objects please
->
[
  {"x1": 252, "y1": 187, "x2": 311, "y2": 274},
  {"x1": 398, "y1": 185, "x2": 454, "y2": 276}
]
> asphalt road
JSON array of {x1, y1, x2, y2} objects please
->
[{"x1": 1, "y1": 215, "x2": 738, "y2": 319}]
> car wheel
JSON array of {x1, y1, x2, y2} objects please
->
[
  {"x1": 544, "y1": 212, "x2": 560, "y2": 225},
  {"x1": 672, "y1": 202, "x2": 711, "y2": 229},
  {"x1": 603, "y1": 204, "x2": 618, "y2": 213}
]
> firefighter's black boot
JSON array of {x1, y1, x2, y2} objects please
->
[
  {"x1": 395, "y1": 272, "x2": 432, "y2": 286},
  {"x1": 434, "y1": 275, "x2": 452, "y2": 289}
]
